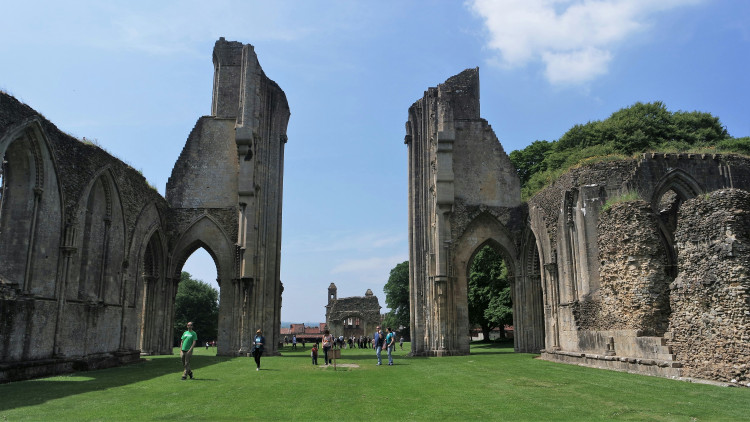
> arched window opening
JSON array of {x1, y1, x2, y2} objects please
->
[
  {"x1": 0, "y1": 140, "x2": 36, "y2": 287},
  {"x1": 77, "y1": 177, "x2": 109, "y2": 301},
  {"x1": 468, "y1": 244, "x2": 513, "y2": 343},
  {"x1": 174, "y1": 247, "x2": 219, "y2": 350}
]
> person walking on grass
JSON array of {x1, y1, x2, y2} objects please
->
[
  {"x1": 253, "y1": 329, "x2": 265, "y2": 371},
  {"x1": 385, "y1": 327, "x2": 395, "y2": 366},
  {"x1": 374, "y1": 326, "x2": 384, "y2": 366},
  {"x1": 180, "y1": 321, "x2": 197, "y2": 380},
  {"x1": 399, "y1": 336, "x2": 404, "y2": 350},
  {"x1": 311, "y1": 343, "x2": 319, "y2": 365}
]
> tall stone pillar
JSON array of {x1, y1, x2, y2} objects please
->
[{"x1": 167, "y1": 38, "x2": 289, "y2": 357}]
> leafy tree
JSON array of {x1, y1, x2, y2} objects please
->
[
  {"x1": 508, "y1": 140, "x2": 553, "y2": 186},
  {"x1": 383, "y1": 261, "x2": 410, "y2": 338},
  {"x1": 468, "y1": 245, "x2": 512, "y2": 341},
  {"x1": 510, "y1": 101, "x2": 740, "y2": 199},
  {"x1": 173, "y1": 271, "x2": 219, "y2": 346}
]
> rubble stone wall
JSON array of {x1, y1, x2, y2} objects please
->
[
  {"x1": 593, "y1": 200, "x2": 671, "y2": 334},
  {"x1": 668, "y1": 189, "x2": 750, "y2": 383}
]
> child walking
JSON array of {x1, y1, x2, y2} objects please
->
[{"x1": 311, "y1": 343, "x2": 319, "y2": 365}]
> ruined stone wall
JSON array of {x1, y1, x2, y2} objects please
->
[
  {"x1": 593, "y1": 201, "x2": 670, "y2": 334},
  {"x1": 0, "y1": 92, "x2": 168, "y2": 382},
  {"x1": 668, "y1": 189, "x2": 750, "y2": 384},
  {"x1": 535, "y1": 156, "x2": 750, "y2": 383}
]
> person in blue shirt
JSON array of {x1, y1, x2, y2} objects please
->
[
  {"x1": 385, "y1": 327, "x2": 395, "y2": 365},
  {"x1": 252, "y1": 329, "x2": 265, "y2": 371}
]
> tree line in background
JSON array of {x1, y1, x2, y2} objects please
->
[
  {"x1": 509, "y1": 101, "x2": 750, "y2": 200},
  {"x1": 173, "y1": 272, "x2": 219, "y2": 347}
]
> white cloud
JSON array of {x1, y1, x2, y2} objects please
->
[{"x1": 469, "y1": 0, "x2": 704, "y2": 85}]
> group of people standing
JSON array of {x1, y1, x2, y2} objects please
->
[
  {"x1": 373, "y1": 326, "x2": 396, "y2": 366},
  {"x1": 178, "y1": 322, "x2": 401, "y2": 379}
]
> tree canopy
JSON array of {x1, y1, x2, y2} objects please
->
[
  {"x1": 383, "y1": 261, "x2": 410, "y2": 338},
  {"x1": 173, "y1": 271, "x2": 219, "y2": 346},
  {"x1": 468, "y1": 245, "x2": 513, "y2": 341},
  {"x1": 509, "y1": 101, "x2": 749, "y2": 199}
]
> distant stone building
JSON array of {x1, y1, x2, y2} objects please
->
[{"x1": 325, "y1": 283, "x2": 381, "y2": 338}]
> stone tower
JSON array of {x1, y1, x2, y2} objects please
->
[
  {"x1": 166, "y1": 38, "x2": 289, "y2": 356},
  {"x1": 325, "y1": 282, "x2": 337, "y2": 322}
]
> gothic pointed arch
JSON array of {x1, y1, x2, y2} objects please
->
[
  {"x1": 137, "y1": 227, "x2": 169, "y2": 355},
  {"x1": 453, "y1": 212, "x2": 519, "y2": 354},
  {"x1": 0, "y1": 117, "x2": 62, "y2": 297},
  {"x1": 169, "y1": 213, "x2": 234, "y2": 281},
  {"x1": 516, "y1": 225, "x2": 545, "y2": 353},
  {"x1": 650, "y1": 169, "x2": 704, "y2": 274},
  {"x1": 70, "y1": 167, "x2": 126, "y2": 304},
  {"x1": 650, "y1": 168, "x2": 703, "y2": 212}
]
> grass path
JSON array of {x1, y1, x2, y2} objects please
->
[{"x1": 1, "y1": 342, "x2": 748, "y2": 421}]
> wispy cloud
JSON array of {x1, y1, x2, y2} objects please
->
[
  {"x1": 2, "y1": 1, "x2": 333, "y2": 57},
  {"x1": 468, "y1": 0, "x2": 704, "y2": 85},
  {"x1": 285, "y1": 230, "x2": 406, "y2": 254},
  {"x1": 330, "y1": 254, "x2": 407, "y2": 274}
]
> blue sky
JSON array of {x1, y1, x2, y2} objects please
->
[{"x1": 2, "y1": 1, "x2": 748, "y2": 323}]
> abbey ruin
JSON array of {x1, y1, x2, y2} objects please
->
[
  {"x1": 0, "y1": 38, "x2": 288, "y2": 382},
  {"x1": 1, "y1": 39, "x2": 747, "y2": 385},
  {"x1": 406, "y1": 68, "x2": 749, "y2": 385}
]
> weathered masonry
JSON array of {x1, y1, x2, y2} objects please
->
[
  {"x1": 165, "y1": 38, "x2": 288, "y2": 358},
  {"x1": 405, "y1": 69, "x2": 544, "y2": 356},
  {"x1": 406, "y1": 69, "x2": 749, "y2": 385},
  {"x1": 0, "y1": 38, "x2": 288, "y2": 382}
]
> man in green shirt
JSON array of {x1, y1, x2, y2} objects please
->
[{"x1": 181, "y1": 321, "x2": 198, "y2": 380}]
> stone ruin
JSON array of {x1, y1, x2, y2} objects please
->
[
  {"x1": 406, "y1": 68, "x2": 749, "y2": 385},
  {"x1": 0, "y1": 38, "x2": 288, "y2": 382},
  {"x1": 324, "y1": 283, "x2": 382, "y2": 339},
  {"x1": 1, "y1": 39, "x2": 747, "y2": 386}
]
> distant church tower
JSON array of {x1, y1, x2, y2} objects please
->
[{"x1": 325, "y1": 283, "x2": 337, "y2": 322}]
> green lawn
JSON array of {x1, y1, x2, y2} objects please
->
[{"x1": 1, "y1": 342, "x2": 748, "y2": 421}]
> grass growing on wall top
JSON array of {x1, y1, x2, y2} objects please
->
[
  {"x1": 1, "y1": 342, "x2": 749, "y2": 421},
  {"x1": 601, "y1": 191, "x2": 642, "y2": 212}
]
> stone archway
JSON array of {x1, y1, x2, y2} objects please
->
[{"x1": 169, "y1": 215, "x2": 235, "y2": 356}]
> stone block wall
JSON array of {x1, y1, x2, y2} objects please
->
[{"x1": 668, "y1": 189, "x2": 750, "y2": 383}]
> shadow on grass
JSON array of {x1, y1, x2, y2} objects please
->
[
  {"x1": 0, "y1": 354, "x2": 229, "y2": 412},
  {"x1": 469, "y1": 340, "x2": 518, "y2": 355}
]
